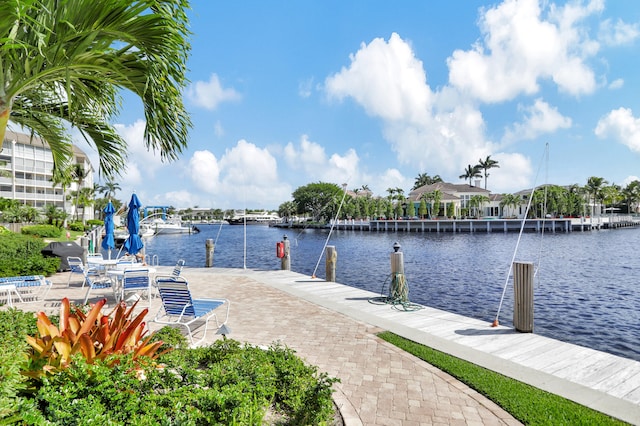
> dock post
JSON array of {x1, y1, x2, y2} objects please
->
[
  {"x1": 280, "y1": 235, "x2": 291, "y2": 270},
  {"x1": 325, "y1": 245, "x2": 337, "y2": 282},
  {"x1": 513, "y1": 261, "x2": 534, "y2": 332},
  {"x1": 205, "y1": 239, "x2": 214, "y2": 267},
  {"x1": 390, "y1": 242, "x2": 408, "y2": 302}
]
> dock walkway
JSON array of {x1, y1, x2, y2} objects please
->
[
  {"x1": 225, "y1": 268, "x2": 640, "y2": 425},
  {"x1": 10, "y1": 267, "x2": 640, "y2": 425}
]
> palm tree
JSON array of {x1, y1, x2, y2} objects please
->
[
  {"x1": 477, "y1": 156, "x2": 500, "y2": 189},
  {"x1": 101, "y1": 181, "x2": 121, "y2": 200},
  {"x1": 419, "y1": 192, "x2": 433, "y2": 217},
  {"x1": 459, "y1": 164, "x2": 482, "y2": 186},
  {"x1": 499, "y1": 193, "x2": 521, "y2": 218},
  {"x1": 585, "y1": 176, "x2": 607, "y2": 216},
  {"x1": 51, "y1": 163, "x2": 74, "y2": 227},
  {"x1": 278, "y1": 201, "x2": 297, "y2": 221},
  {"x1": 0, "y1": 0, "x2": 192, "y2": 179},
  {"x1": 386, "y1": 188, "x2": 397, "y2": 201},
  {"x1": 622, "y1": 180, "x2": 640, "y2": 214},
  {"x1": 77, "y1": 186, "x2": 96, "y2": 223},
  {"x1": 71, "y1": 164, "x2": 90, "y2": 221},
  {"x1": 412, "y1": 173, "x2": 443, "y2": 190},
  {"x1": 470, "y1": 195, "x2": 489, "y2": 218},
  {"x1": 601, "y1": 184, "x2": 622, "y2": 213}
]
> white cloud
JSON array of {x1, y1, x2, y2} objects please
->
[
  {"x1": 487, "y1": 152, "x2": 533, "y2": 193},
  {"x1": 608, "y1": 78, "x2": 624, "y2": 89},
  {"x1": 325, "y1": 32, "x2": 432, "y2": 124},
  {"x1": 503, "y1": 98, "x2": 572, "y2": 142},
  {"x1": 595, "y1": 107, "x2": 640, "y2": 152},
  {"x1": 183, "y1": 139, "x2": 290, "y2": 209},
  {"x1": 214, "y1": 120, "x2": 224, "y2": 137},
  {"x1": 298, "y1": 77, "x2": 314, "y2": 98},
  {"x1": 599, "y1": 18, "x2": 640, "y2": 46},
  {"x1": 189, "y1": 150, "x2": 220, "y2": 193},
  {"x1": 324, "y1": 33, "x2": 500, "y2": 181},
  {"x1": 153, "y1": 190, "x2": 197, "y2": 208},
  {"x1": 106, "y1": 120, "x2": 169, "y2": 197},
  {"x1": 284, "y1": 135, "x2": 327, "y2": 172},
  {"x1": 187, "y1": 74, "x2": 241, "y2": 110},
  {"x1": 373, "y1": 168, "x2": 412, "y2": 197},
  {"x1": 284, "y1": 135, "x2": 361, "y2": 185},
  {"x1": 447, "y1": 0, "x2": 599, "y2": 102}
]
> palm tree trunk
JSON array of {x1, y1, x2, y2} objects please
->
[{"x1": 0, "y1": 105, "x2": 10, "y2": 145}]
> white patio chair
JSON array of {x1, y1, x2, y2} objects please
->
[
  {"x1": 66, "y1": 256, "x2": 85, "y2": 287},
  {"x1": 83, "y1": 271, "x2": 114, "y2": 304},
  {"x1": 172, "y1": 259, "x2": 186, "y2": 278},
  {"x1": 120, "y1": 269, "x2": 151, "y2": 307}
]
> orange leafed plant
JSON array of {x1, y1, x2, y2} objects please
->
[{"x1": 25, "y1": 297, "x2": 165, "y2": 378}]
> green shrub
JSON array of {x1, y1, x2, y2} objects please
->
[
  {"x1": 68, "y1": 222, "x2": 85, "y2": 232},
  {"x1": 86, "y1": 219, "x2": 103, "y2": 227},
  {"x1": 20, "y1": 225, "x2": 61, "y2": 238},
  {"x1": 22, "y1": 338, "x2": 338, "y2": 424},
  {"x1": 0, "y1": 233, "x2": 59, "y2": 277},
  {"x1": 0, "y1": 309, "x2": 37, "y2": 424},
  {"x1": 3, "y1": 304, "x2": 338, "y2": 425},
  {"x1": 150, "y1": 326, "x2": 189, "y2": 352}
]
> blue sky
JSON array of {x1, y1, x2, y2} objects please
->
[{"x1": 82, "y1": 0, "x2": 640, "y2": 210}]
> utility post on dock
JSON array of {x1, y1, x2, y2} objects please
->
[
  {"x1": 390, "y1": 242, "x2": 408, "y2": 302},
  {"x1": 325, "y1": 245, "x2": 337, "y2": 282},
  {"x1": 205, "y1": 239, "x2": 214, "y2": 267},
  {"x1": 279, "y1": 235, "x2": 291, "y2": 271}
]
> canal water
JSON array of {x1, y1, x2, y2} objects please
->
[{"x1": 142, "y1": 223, "x2": 640, "y2": 362}]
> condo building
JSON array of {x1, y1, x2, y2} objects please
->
[{"x1": 0, "y1": 130, "x2": 94, "y2": 220}]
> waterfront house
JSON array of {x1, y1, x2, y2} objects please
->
[{"x1": 408, "y1": 181, "x2": 493, "y2": 218}]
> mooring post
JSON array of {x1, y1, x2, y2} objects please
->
[
  {"x1": 325, "y1": 245, "x2": 337, "y2": 282},
  {"x1": 513, "y1": 261, "x2": 534, "y2": 332},
  {"x1": 205, "y1": 238, "x2": 214, "y2": 267},
  {"x1": 281, "y1": 235, "x2": 291, "y2": 270}
]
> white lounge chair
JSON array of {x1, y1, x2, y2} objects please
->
[{"x1": 153, "y1": 276, "x2": 230, "y2": 346}]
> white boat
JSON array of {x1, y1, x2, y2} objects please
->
[
  {"x1": 140, "y1": 216, "x2": 200, "y2": 235},
  {"x1": 227, "y1": 211, "x2": 281, "y2": 225}
]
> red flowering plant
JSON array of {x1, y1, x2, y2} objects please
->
[{"x1": 24, "y1": 297, "x2": 165, "y2": 381}]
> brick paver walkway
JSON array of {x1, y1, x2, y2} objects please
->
[{"x1": 18, "y1": 268, "x2": 520, "y2": 426}]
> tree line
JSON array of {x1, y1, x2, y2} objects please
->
[{"x1": 278, "y1": 176, "x2": 640, "y2": 222}]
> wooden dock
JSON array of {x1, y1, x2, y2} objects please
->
[{"x1": 308, "y1": 216, "x2": 640, "y2": 233}]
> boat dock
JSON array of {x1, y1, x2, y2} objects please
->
[
  {"x1": 20, "y1": 267, "x2": 640, "y2": 425},
  {"x1": 298, "y1": 216, "x2": 640, "y2": 233}
]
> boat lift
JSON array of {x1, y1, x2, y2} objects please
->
[{"x1": 143, "y1": 206, "x2": 171, "y2": 220}]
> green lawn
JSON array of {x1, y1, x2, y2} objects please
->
[{"x1": 378, "y1": 331, "x2": 628, "y2": 425}]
